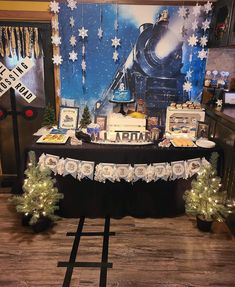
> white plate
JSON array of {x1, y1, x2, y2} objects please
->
[{"x1": 196, "y1": 139, "x2": 216, "y2": 148}]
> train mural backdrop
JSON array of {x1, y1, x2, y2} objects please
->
[{"x1": 57, "y1": 3, "x2": 211, "y2": 125}]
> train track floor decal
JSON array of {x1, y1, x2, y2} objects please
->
[{"x1": 57, "y1": 217, "x2": 115, "y2": 287}]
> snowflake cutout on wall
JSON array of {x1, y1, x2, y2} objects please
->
[
  {"x1": 111, "y1": 36, "x2": 121, "y2": 48},
  {"x1": 178, "y1": 6, "x2": 188, "y2": 18},
  {"x1": 183, "y1": 81, "x2": 192, "y2": 92},
  {"x1": 51, "y1": 19, "x2": 59, "y2": 30},
  {"x1": 69, "y1": 50, "x2": 78, "y2": 62},
  {"x1": 70, "y1": 35, "x2": 77, "y2": 46},
  {"x1": 188, "y1": 34, "x2": 198, "y2": 46},
  {"x1": 204, "y1": 1, "x2": 213, "y2": 14},
  {"x1": 198, "y1": 49, "x2": 207, "y2": 60},
  {"x1": 70, "y1": 17, "x2": 75, "y2": 28},
  {"x1": 186, "y1": 70, "x2": 193, "y2": 79},
  {"x1": 192, "y1": 3, "x2": 201, "y2": 17},
  {"x1": 202, "y1": 19, "x2": 211, "y2": 31},
  {"x1": 78, "y1": 27, "x2": 88, "y2": 39},
  {"x1": 113, "y1": 50, "x2": 119, "y2": 62},
  {"x1": 52, "y1": 54, "x2": 63, "y2": 65},
  {"x1": 67, "y1": 0, "x2": 77, "y2": 11},
  {"x1": 51, "y1": 35, "x2": 61, "y2": 46},
  {"x1": 49, "y1": 1, "x2": 60, "y2": 14},
  {"x1": 200, "y1": 35, "x2": 208, "y2": 47}
]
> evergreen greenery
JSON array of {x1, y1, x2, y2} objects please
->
[
  {"x1": 41, "y1": 103, "x2": 56, "y2": 128},
  {"x1": 10, "y1": 151, "x2": 64, "y2": 225},
  {"x1": 80, "y1": 105, "x2": 92, "y2": 128},
  {"x1": 183, "y1": 152, "x2": 235, "y2": 222}
]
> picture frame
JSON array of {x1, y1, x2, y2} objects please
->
[
  {"x1": 147, "y1": 116, "x2": 158, "y2": 131},
  {"x1": 94, "y1": 115, "x2": 107, "y2": 131},
  {"x1": 196, "y1": 121, "x2": 209, "y2": 139},
  {"x1": 58, "y1": 106, "x2": 79, "y2": 130}
]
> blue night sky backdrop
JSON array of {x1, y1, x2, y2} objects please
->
[{"x1": 58, "y1": 4, "x2": 209, "y2": 115}]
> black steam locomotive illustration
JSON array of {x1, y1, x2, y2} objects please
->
[{"x1": 95, "y1": 10, "x2": 188, "y2": 124}]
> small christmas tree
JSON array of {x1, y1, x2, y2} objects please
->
[
  {"x1": 11, "y1": 151, "x2": 63, "y2": 226},
  {"x1": 80, "y1": 105, "x2": 92, "y2": 128},
  {"x1": 183, "y1": 152, "x2": 235, "y2": 222},
  {"x1": 41, "y1": 103, "x2": 56, "y2": 128}
]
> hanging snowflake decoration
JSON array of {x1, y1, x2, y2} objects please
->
[
  {"x1": 49, "y1": 1, "x2": 60, "y2": 14},
  {"x1": 192, "y1": 3, "x2": 201, "y2": 17},
  {"x1": 67, "y1": 0, "x2": 77, "y2": 11},
  {"x1": 98, "y1": 27, "x2": 103, "y2": 39},
  {"x1": 204, "y1": 1, "x2": 213, "y2": 14},
  {"x1": 111, "y1": 36, "x2": 121, "y2": 48},
  {"x1": 178, "y1": 6, "x2": 188, "y2": 18},
  {"x1": 216, "y1": 99, "x2": 223, "y2": 107},
  {"x1": 51, "y1": 35, "x2": 61, "y2": 46},
  {"x1": 200, "y1": 35, "x2": 208, "y2": 47},
  {"x1": 183, "y1": 81, "x2": 192, "y2": 92},
  {"x1": 52, "y1": 54, "x2": 63, "y2": 65},
  {"x1": 70, "y1": 17, "x2": 75, "y2": 28},
  {"x1": 202, "y1": 19, "x2": 211, "y2": 31},
  {"x1": 186, "y1": 70, "x2": 193, "y2": 79},
  {"x1": 192, "y1": 20, "x2": 198, "y2": 31},
  {"x1": 112, "y1": 50, "x2": 119, "y2": 62},
  {"x1": 114, "y1": 19, "x2": 119, "y2": 31},
  {"x1": 69, "y1": 50, "x2": 78, "y2": 62},
  {"x1": 188, "y1": 34, "x2": 198, "y2": 46},
  {"x1": 81, "y1": 60, "x2": 86, "y2": 71},
  {"x1": 51, "y1": 19, "x2": 59, "y2": 30},
  {"x1": 198, "y1": 49, "x2": 208, "y2": 60},
  {"x1": 78, "y1": 27, "x2": 88, "y2": 39},
  {"x1": 82, "y1": 44, "x2": 85, "y2": 56},
  {"x1": 70, "y1": 35, "x2": 77, "y2": 47}
]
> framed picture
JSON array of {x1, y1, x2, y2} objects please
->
[
  {"x1": 196, "y1": 121, "x2": 209, "y2": 139},
  {"x1": 58, "y1": 106, "x2": 79, "y2": 130},
  {"x1": 147, "y1": 116, "x2": 158, "y2": 130},
  {"x1": 94, "y1": 115, "x2": 107, "y2": 131}
]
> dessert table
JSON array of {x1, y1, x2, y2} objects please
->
[{"x1": 20, "y1": 138, "x2": 222, "y2": 218}]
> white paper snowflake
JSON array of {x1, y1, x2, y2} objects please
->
[
  {"x1": 183, "y1": 81, "x2": 192, "y2": 92},
  {"x1": 204, "y1": 1, "x2": 213, "y2": 14},
  {"x1": 188, "y1": 34, "x2": 198, "y2": 46},
  {"x1": 78, "y1": 27, "x2": 88, "y2": 39},
  {"x1": 111, "y1": 36, "x2": 121, "y2": 48},
  {"x1": 70, "y1": 17, "x2": 75, "y2": 27},
  {"x1": 52, "y1": 54, "x2": 63, "y2": 65},
  {"x1": 202, "y1": 19, "x2": 211, "y2": 31},
  {"x1": 70, "y1": 35, "x2": 77, "y2": 46},
  {"x1": 192, "y1": 3, "x2": 201, "y2": 17},
  {"x1": 51, "y1": 19, "x2": 59, "y2": 30},
  {"x1": 113, "y1": 50, "x2": 119, "y2": 62},
  {"x1": 200, "y1": 35, "x2": 208, "y2": 47},
  {"x1": 82, "y1": 44, "x2": 85, "y2": 56},
  {"x1": 98, "y1": 27, "x2": 103, "y2": 39},
  {"x1": 81, "y1": 60, "x2": 86, "y2": 71},
  {"x1": 186, "y1": 70, "x2": 193, "y2": 79},
  {"x1": 178, "y1": 6, "x2": 188, "y2": 18},
  {"x1": 114, "y1": 19, "x2": 118, "y2": 31},
  {"x1": 192, "y1": 20, "x2": 198, "y2": 31},
  {"x1": 69, "y1": 50, "x2": 78, "y2": 62},
  {"x1": 198, "y1": 49, "x2": 207, "y2": 60},
  {"x1": 67, "y1": 0, "x2": 77, "y2": 11},
  {"x1": 216, "y1": 99, "x2": 223, "y2": 107},
  {"x1": 51, "y1": 35, "x2": 61, "y2": 46},
  {"x1": 49, "y1": 1, "x2": 60, "y2": 14}
]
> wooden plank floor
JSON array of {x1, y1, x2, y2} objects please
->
[{"x1": 0, "y1": 193, "x2": 235, "y2": 287}]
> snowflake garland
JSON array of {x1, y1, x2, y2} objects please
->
[
  {"x1": 188, "y1": 34, "x2": 198, "y2": 47},
  {"x1": 178, "y1": 6, "x2": 188, "y2": 18},
  {"x1": 202, "y1": 19, "x2": 211, "y2": 31},
  {"x1": 50, "y1": 1, "x2": 60, "y2": 14},
  {"x1": 69, "y1": 50, "x2": 78, "y2": 62},
  {"x1": 78, "y1": 27, "x2": 88, "y2": 39},
  {"x1": 200, "y1": 35, "x2": 208, "y2": 47},
  {"x1": 70, "y1": 35, "x2": 77, "y2": 47},
  {"x1": 112, "y1": 4, "x2": 121, "y2": 62},
  {"x1": 192, "y1": 20, "x2": 198, "y2": 31},
  {"x1": 198, "y1": 49, "x2": 208, "y2": 60},
  {"x1": 70, "y1": 17, "x2": 75, "y2": 28},
  {"x1": 51, "y1": 35, "x2": 61, "y2": 46},
  {"x1": 204, "y1": 1, "x2": 213, "y2": 14},
  {"x1": 51, "y1": 18, "x2": 59, "y2": 30},
  {"x1": 97, "y1": 5, "x2": 103, "y2": 40},
  {"x1": 52, "y1": 54, "x2": 63, "y2": 65},
  {"x1": 192, "y1": 3, "x2": 201, "y2": 17},
  {"x1": 183, "y1": 81, "x2": 192, "y2": 92},
  {"x1": 67, "y1": 0, "x2": 77, "y2": 11}
]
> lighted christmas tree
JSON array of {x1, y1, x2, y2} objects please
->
[
  {"x1": 183, "y1": 152, "x2": 235, "y2": 222},
  {"x1": 41, "y1": 103, "x2": 56, "y2": 128},
  {"x1": 11, "y1": 151, "x2": 63, "y2": 226},
  {"x1": 80, "y1": 105, "x2": 92, "y2": 128}
]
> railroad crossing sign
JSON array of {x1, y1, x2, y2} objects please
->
[{"x1": 0, "y1": 57, "x2": 36, "y2": 103}]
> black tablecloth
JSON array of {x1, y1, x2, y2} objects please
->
[{"x1": 21, "y1": 138, "x2": 221, "y2": 218}]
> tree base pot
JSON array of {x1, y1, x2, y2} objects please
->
[{"x1": 196, "y1": 215, "x2": 213, "y2": 232}]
